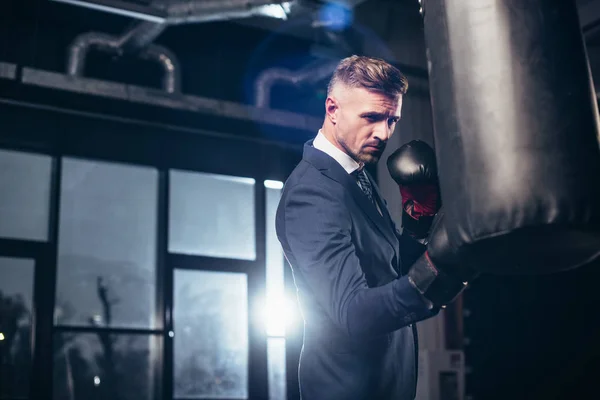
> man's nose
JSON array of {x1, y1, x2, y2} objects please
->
[{"x1": 373, "y1": 121, "x2": 392, "y2": 141}]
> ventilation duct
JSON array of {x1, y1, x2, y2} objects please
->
[
  {"x1": 67, "y1": 31, "x2": 181, "y2": 93},
  {"x1": 64, "y1": 0, "x2": 294, "y2": 93},
  {"x1": 61, "y1": 0, "x2": 367, "y2": 106},
  {"x1": 118, "y1": 20, "x2": 169, "y2": 54},
  {"x1": 117, "y1": 0, "x2": 294, "y2": 50},
  {"x1": 254, "y1": 59, "x2": 339, "y2": 108}
]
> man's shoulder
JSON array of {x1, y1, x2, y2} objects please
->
[
  {"x1": 284, "y1": 159, "x2": 344, "y2": 193},
  {"x1": 277, "y1": 159, "x2": 349, "y2": 222},
  {"x1": 285, "y1": 159, "x2": 322, "y2": 187}
]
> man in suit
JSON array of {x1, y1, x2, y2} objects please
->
[{"x1": 275, "y1": 55, "x2": 471, "y2": 400}]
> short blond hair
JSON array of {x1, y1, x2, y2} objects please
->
[{"x1": 327, "y1": 55, "x2": 409, "y2": 98}]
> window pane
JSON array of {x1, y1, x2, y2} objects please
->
[
  {"x1": 268, "y1": 338, "x2": 287, "y2": 400},
  {"x1": 174, "y1": 270, "x2": 248, "y2": 398},
  {"x1": 0, "y1": 149, "x2": 51, "y2": 241},
  {"x1": 265, "y1": 182, "x2": 287, "y2": 400},
  {"x1": 53, "y1": 333, "x2": 157, "y2": 400},
  {"x1": 169, "y1": 170, "x2": 256, "y2": 260},
  {"x1": 265, "y1": 182, "x2": 286, "y2": 337},
  {"x1": 0, "y1": 256, "x2": 35, "y2": 398},
  {"x1": 55, "y1": 158, "x2": 158, "y2": 329}
]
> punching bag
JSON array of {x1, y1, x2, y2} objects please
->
[{"x1": 421, "y1": 0, "x2": 600, "y2": 274}]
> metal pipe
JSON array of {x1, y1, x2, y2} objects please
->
[
  {"x1": 65, "y1": 0, "x2": 293, "y2": 94},
  {"x1": 66, "y1": 32, "x2": 181, "y2": 93},
  {"x1": 67, "y1": 32, "x2": 122, "y2": 76},
  {"x1": 118, "y1": 21, "x2": 168, "y2": 54},
  {"x1": 254, "y1": 60, "x2": 339, "y2": 108},
  {"x1": 141, "y1": 44, "x2": 181, "y2": 93}
]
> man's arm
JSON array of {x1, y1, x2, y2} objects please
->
[
  {"x1": 279, "y1": 183, "x2": 437, "y2": 340},
  {"x1": 397, "y1": 230, "x2": 427, "y2": 274}
]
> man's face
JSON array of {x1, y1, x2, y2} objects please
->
[{"x1": 327, "y1": 86, "x2": 403, "y2": 165}]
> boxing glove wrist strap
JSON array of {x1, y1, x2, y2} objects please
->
[{"x1": 407, "y1": 252, "x2": 468, "y2": 309}]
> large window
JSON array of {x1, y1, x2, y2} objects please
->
[
  {"x1": 265, "y1": 180, "x2": 288, "y2": 400},
  {"x1": 173, "y1": 270, "x2": 249, "y2": 399},
  {"x1": 0, "y1": 149, "x2": 52, "y2": 241},
  {"x1": 169, "y1": 169, "x2": 256, "y2": 399},
  {"x1": 0, "y1": 144, "x2": 296, "y2": 400},
  {"x1": 168, "y1": 170, "x2": 256, "y2": 260},
  {"x1": 55, "y1": 158, "x2": 159, "y2": 329},
  {"x1": 52, "y1": 157, "x2": 160, "y2": 400},
  {"x1": 0, "y1": 256, "x2": 35, "y2": 399},
  {"x1": 52, "y1": 333, "x2": 157, "y2": 400},
  {"x1": 0, "y1": 148, "x2": 50, "y2": 399}
]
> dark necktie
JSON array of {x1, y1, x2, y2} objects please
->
[{"x1": 354, "y1": 169, "x2": 375, "y2": 205}]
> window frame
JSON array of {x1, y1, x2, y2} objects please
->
[
  {"x1": 0, "y1": 99, "x2": 302, "y2": 400},
  {"x1": 0, "y1": 240, "x2": 45, "y2": 400}
]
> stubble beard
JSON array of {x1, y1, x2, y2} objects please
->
[
  {"x1": 338, "y1": 139, "x2": 385, "y2": 165},
  {"x1": 336, "y1": 130, "x2": 385, "y2": 165},
  {"x1": 351, "y1": 144, "x2": 385, "y2": 165},
  {"x1": 361, "y1": 148, "x2": 384, "y2": 165}
]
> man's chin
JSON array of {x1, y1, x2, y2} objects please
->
[
  {"x1": 359, "y1": 153, "x2": 382, "y2": 165},
  {"x1": 359, "y1": 148, "x2": 384, "y2": 164}
]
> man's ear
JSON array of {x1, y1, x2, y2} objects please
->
[{"x1": 325, "y1": 97, "x2": 338, "y2": 124}]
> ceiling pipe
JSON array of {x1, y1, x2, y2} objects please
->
[
  {"x1": 65, "y1": 0, "x2": 294, "y2": 93},
  {"x1": 67, "y1": 31, "x2": 181, "y2": 93},
  {"x1": 64, "y1": 0, "x2": 296, "y2": 94},
  {"x1": 118, "y1": 20, "x2": 169, "y2": 54},
  {"x1": 254, "y1": 59, "x2": 339, "y2": 108},
  {"x1": 118, "y1": 0, "x2": 293, "y2": 49}
]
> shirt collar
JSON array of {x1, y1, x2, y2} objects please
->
[{"x1": 313, "y1": 130, "x2": 363, "y2": 174}]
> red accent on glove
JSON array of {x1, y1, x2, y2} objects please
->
[{"x1": 399, "y1": 184, "x2": 440, "y2": 219}]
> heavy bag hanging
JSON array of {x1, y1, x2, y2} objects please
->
[{"x1": 421, "y1": 0, "x2": 600, "y2": 274}]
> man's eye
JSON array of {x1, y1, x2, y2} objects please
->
[{"x1": 365, "y1": 115, "x2": 378, "y2": 122}]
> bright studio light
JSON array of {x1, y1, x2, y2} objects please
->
[
  {"x1": 259, "y1": 293, "x2": 299, "y2": 337},
  {"x1": 0, "y1": 332, "x2": 5, "y2": 341},
  {"x1": 264, "y1": 180, "x2": 284, "y2": 189}
]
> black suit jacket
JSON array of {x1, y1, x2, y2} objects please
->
[{"x1": 276, "y1": 140, "x2": 439, "y2": 400}]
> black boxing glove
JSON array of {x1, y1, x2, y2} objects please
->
[
  {"x1": 387, "y1": 140, "x2": 441, "y2": 239},
  {"x1": 407, "y1": 210, "x2": 480, "y2": 309}
]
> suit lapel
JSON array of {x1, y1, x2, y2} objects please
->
[
  {"x1": 366, "y1": 170, "x2": 396, "y2": 233},
  {"x1": 303, "y1": 141, "x2": 399, "y2": 252}
]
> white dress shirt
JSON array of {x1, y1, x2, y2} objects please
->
[
  {"x1": 313, "y1": 130, "x2": 362, "y2": 174},
  {"x1": 313, "y1": 130, "x2": 382, "y2": 215}
]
